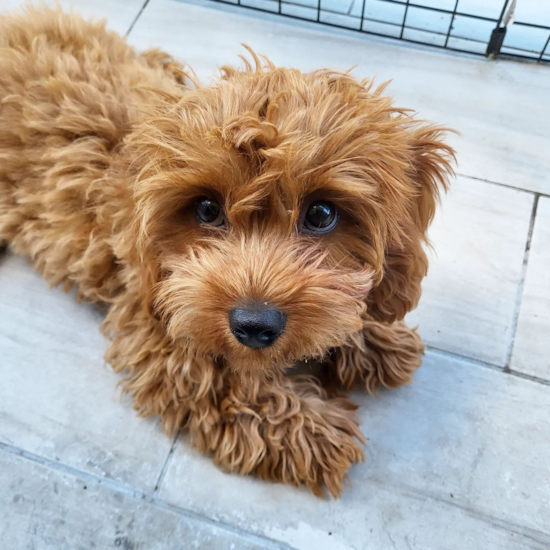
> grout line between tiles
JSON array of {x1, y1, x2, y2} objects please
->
[
  {"x1": 0, "y1": 441, "x2": 293, "y2": 550},
  {"x1": 426, "y1": 343, "x2": 550, "y2": 387},
  {"x1": 3, "y1": 433, "x2": 550, "y2": 547},
  {"x1": 506, "y1": 367, "x2": 550, "y2": 387},
  {"x1": 0, "y1": 440, "x2": 146, "y2": 499},
  {"x1": 366, "y1": 476, "x2": 550, "y2": 545},
  {"x1": 425, "y1": 344, "x2": 505, "y2": 371},
  {"x1": 152, "y1": 429, "x2": 181, "y2": 494},
  {"x1": 504, "y1": 193, "x2": 540, "y2": 371},
  {"x1": 4, "y1": 434, "x2": 550, "y2": 547},
  {"x1": 149, "y1": 498, "x2": 296, "y2": 550},
  {"x1": 455, "y1": 173, "x2": 550, "y2": 198},
  {"x1": 126, "y1": 0, "x2": 152, "y2": 36}
]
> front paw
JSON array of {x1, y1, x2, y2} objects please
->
[
  {"x1": 294, "y1": 401, "x2": 365, "y2": 498},
  {"x1": 212, "y1": 382, "x2": 365, "y2": 498},
  {"x1": 335, "y1": 318, "x2": 424, "y2": 392}
]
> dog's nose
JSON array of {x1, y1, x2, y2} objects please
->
[{"x1": 228, "y1": 307, "x2": 286, "y2": 349}]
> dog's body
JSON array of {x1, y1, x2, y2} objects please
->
[{"x1": 0, "y1": 6, "x2": 453, "y2": 497}]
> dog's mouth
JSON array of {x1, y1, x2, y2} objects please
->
[
  {"x1": 284, "y1": 357, "x2": 327, "y2": 378},
  {"x1": 209, "y1": 340, "x2": 334, "y2": 379}
]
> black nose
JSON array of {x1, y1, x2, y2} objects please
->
[{"x1": 228, "y1": 307, "x2": 286, "y2": 349}]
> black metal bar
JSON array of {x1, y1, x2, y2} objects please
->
[
  {"x1": 486, "y1": 0, "x2": 511, "y2": 57},
  {"x1": 487, "y1": 27, "x2": 507, "y2": 56},
  {"x1": 538, "y1": 33, "x2": 550, "y2": 62},
  {"x1": 375, "y1": 0, "x2": 499, "y2": 22},
  {"x1": 499, "y1": 50, "x2": 549, "y2": 62},
  {"x1": 359, "y1": 0, "x2": 367, "y2": 32},
  {"x1": 316, "y1": 0, "x2": 321, "y2": 22},
  {"x1": 400, "y1": 0, "x2": 410, "y2": 40},
  {"x1": 278, "y1": 0, "x2": 281, "y2": 14},
  {"x1": 444, "y1": 0, "x2": 460, "y2": 49},
  {"x1": 513, "y1": 20, "x2": 550, "y2": 31}
]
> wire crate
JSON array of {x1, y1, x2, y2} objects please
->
[{"x1": 210, "y1": 0, "x2": 550, "y2": 63}]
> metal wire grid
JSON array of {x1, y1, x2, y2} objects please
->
[{"x1": 211, "y1": 0, "x2": 550, "y2": 63}]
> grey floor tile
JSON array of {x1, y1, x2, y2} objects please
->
[
  {"x1": 511, "y1": 197, "x2": 550, "y2": 379},
  {"x1": 129, "y1": 0, "x2": 550, "y2": 194},
  {"x1": 157, "y1": 351, "x2": 550, "y2": 550},
  {"x1": 0, "y1": 0, "x2": 25, "y2": 14},
  {"x1": 0, "y1": 254, "x2": 172, "y2": 492},
  {"x1": 0, "y1": 450, "x2": 271, "y2": 550},
  {"x1": 408, "y1": 176, "x2": 534, "y2": 366},
  {"x1": 1, "y1": 0, "x2": 145, "y2": 35}
]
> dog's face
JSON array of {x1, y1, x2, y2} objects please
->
[{"x1": 130, "y1": 59, "x2": 453, "y2": 375}]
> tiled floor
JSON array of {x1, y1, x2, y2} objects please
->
[{"x1": 0, "y1": 1, "x2": 549, "y2": 549}]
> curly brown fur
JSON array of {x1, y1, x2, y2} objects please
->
[
  {"x1": 0, "y1": 6, "x2": 454, "y2": 497},
  {"x1": 332, "y1": 314, "x2": 425, "y2": 393}
]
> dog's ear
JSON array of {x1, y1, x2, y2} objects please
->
[
  {"x1": 131, "y1": 209, "x2": 165, "y2": 321},
  {"x1": 367, "y1": 125, "x2": 455, "y2": 323}
]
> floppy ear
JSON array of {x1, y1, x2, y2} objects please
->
[{"x1": 367, "y1": 125, "x2": 455, "y2": 323}]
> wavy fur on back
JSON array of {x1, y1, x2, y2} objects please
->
[{"x1": 0, "y1": 5, "x2": 454, "y2": 497}]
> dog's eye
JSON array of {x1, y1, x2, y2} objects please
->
[
  {"x1": 303, "y1": 201, "x2": 339, "y2": 234},
  {"x1": 195, "y1": 197, "x2": 225, "y2": 227}
]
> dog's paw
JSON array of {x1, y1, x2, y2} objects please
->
[
  {"x1": 297, "y1": 410, "x2": 365, "y2": 498},
  {"x1": 211, "y1": 388, "x2": 365, "y2": 498},
  {"x1": 335, "y1": 319, "x2": 424, "y2": 392}
]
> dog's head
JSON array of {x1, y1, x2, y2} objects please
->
[{"x1": 128, "y1": 54, "x2": 454, "y2": 375}]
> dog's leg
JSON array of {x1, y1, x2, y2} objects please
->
[
  {"x1": 192, "y1": 374, "x2": 364, "y2": 498},
  {"x1": 332, "y1": 316, "x2": 424, "y2": 393},
  {"x1": 103, "y1": 304, "x2": 214, "y2": 435},
  {"x1": 104, "y1": 304, "x2": 364, "y2": 498}
]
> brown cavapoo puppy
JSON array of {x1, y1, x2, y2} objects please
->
[{"x1": 0, "y1": 6, "x2": 454, "y2": 497}]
